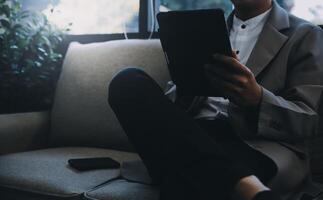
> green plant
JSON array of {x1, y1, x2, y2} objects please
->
[{"x1": 0, "y1": 0, "x2": 67, "y2": 113}]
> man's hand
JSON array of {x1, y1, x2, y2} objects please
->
[{"x1": 204, "y1": 52, "x2": 262, "y2": 108}]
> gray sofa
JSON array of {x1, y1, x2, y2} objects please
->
[
  {"x1": 0, "y1": 39, "x2": 322, "y2": 200},
  {"x1": 0, "y1": 40, "x2": 168, "y2": 200}
]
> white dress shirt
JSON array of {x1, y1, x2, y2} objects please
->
[{"x1": 194, "y1": 8, "x2": 272, "y2": 120}]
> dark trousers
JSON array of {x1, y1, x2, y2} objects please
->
[{"x1": 108, "y1": 68, "x2": 276, "y2": 200}]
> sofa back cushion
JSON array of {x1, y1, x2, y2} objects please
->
[{"x1": 50, "y1": 39, "x2": 170, "y2": 151}]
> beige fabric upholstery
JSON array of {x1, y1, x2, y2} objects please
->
[
  {"x1": 0, "y1": 147, "x2": 139, "y2": 198},
  {"x1": 50, "y1": 39, "x2": 170, "y2": 150},
  {"x1": 0, "y1": 111, "x2": 50, "y2": 155}
]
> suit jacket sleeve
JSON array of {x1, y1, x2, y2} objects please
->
[{"x1": 232, "y1": 26, "x2": 323, "y2": 142}]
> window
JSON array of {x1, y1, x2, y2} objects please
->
[
  {"x1": 18, "y1": 0, "x2": 140, "y2": 35},
  {"x1": 17, "y1": 0, "x2": 323, "y2": 37},
  {"x1": 280, "y1": 0, "x2": 323, "y2": 25},
  {"x1": 156, "y1": 0, "x2": 323, "y2": 25}
]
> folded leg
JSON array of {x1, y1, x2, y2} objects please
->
[
  {"x1": 108, "y1": 68, "x2": 221, "y2": 182},
  {"x1": 108, "y1": 67, "x2": 275, "y2": 200}
]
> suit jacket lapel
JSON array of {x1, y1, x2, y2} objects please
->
[
  {"x1": 228, "y1": 0, "x2": 290, "y2": 77},
  {"x1": 246, "y1": 23, "x2": 288, "y2": 77}
]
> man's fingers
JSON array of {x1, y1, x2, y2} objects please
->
[
  {"x1": 204, "y1": 72, "x2": 241, "y2": 98},
  {"x1": 212, "y1": 54, "x2": 251, "y2": 75},
  {"x1": 204, "y1": 64, "x2": 248, "y2": 87},
  {"x1": 212, "y1": 54, "x2": 240, "y2": 70},
  {"x1": 204, "y1": 62, "x2": 238, "y2": 75},
  {"x1": 232, "y1": 50, "x2": 239, "y2": 60}
]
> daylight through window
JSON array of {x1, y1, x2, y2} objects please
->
[
  {"x1": 157, "y1": 0, "x2": 323, "y2": 25},
  {"x1": 19, "y1": 0, "x2": 139, "y2": 35}
]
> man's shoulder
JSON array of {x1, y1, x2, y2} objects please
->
[{"x1": 287, "y1": 13, "x2": 321, "y2": 35}]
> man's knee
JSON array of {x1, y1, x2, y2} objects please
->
[{"x1": 108, "y1": 67, "x2": 152, "y2": 105}]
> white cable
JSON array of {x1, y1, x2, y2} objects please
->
[
  {"x1": 148, "y1": 0, "x2": 155, "y2": 39},
  {"x1": 123, "y1": 0, "x2": 155, "y2": 40},
  {"x1": 123, "y1": 14, "x2": 129, "y2": 40}
]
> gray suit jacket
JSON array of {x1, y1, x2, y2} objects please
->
[{"x1": 165, "y1": 1, "x2": 323, "y2": 195}]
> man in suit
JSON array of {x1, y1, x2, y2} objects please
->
[{"x1": 108, "y1": 0, "x2": 323, "y2": 199}]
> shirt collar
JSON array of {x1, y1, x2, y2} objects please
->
[{"x1": 232, "y1": 8, "x2": 272, "y2": 31}]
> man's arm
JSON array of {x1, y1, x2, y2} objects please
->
[
  {"x1": 205, "y1": 26, "x2": 323, "y2": 142},
  {"x1": 256, "y1": 26, "x2": 323, "y2": 141}
]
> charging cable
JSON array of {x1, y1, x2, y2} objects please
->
[
  {"x1": 148, "y1": 0, "x2": 155, "y2": 39},
  {"x1": 123, "y1": 0, "x2": 156, "y2": 40}
]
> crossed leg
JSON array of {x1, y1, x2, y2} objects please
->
[{"x1": 108, "y1": 68, "x2": 276, "y2": 200}]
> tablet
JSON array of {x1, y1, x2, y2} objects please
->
[{"x1": 157, "y1": 9, "x2": 232, "y2": 96}]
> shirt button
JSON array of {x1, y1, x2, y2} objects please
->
[{"x1": 241, "y1": 24, "x2": 246, "y2": 29}]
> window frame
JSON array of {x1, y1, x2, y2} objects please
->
[{"x1": 62, "y1": 0, "x2": 159, "y2": 45}]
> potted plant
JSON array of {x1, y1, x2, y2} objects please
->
[{"x1": 0, "y1": 0, "x2": 68, "y2": 113}]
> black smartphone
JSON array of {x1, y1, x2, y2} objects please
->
[{"x1": 68, "y1": 157, "x2": 120, "y2": 171}]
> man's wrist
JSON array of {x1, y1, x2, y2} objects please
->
[{"x1": 252, "y1": 85, "x2": 263, "y2": 108}]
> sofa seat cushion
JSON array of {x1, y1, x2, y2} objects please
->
[
  {"x1": 0, "y1": 147, "x2": 139, "y2": 199},
  {"x1": 84, "y1": 179, "x2": 159, "y2": 200}
]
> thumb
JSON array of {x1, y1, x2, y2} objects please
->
[{"x1": 232, "y1": 50, "x2": 239, "y2": 61}]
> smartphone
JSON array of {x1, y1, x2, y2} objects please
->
[{"x1": 68, "y1": 157, "x2": 120, "y2": 171}]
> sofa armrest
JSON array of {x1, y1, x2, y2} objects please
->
[{"x1": 0, "y1": 111, "x2": 50, "y2": 155}]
